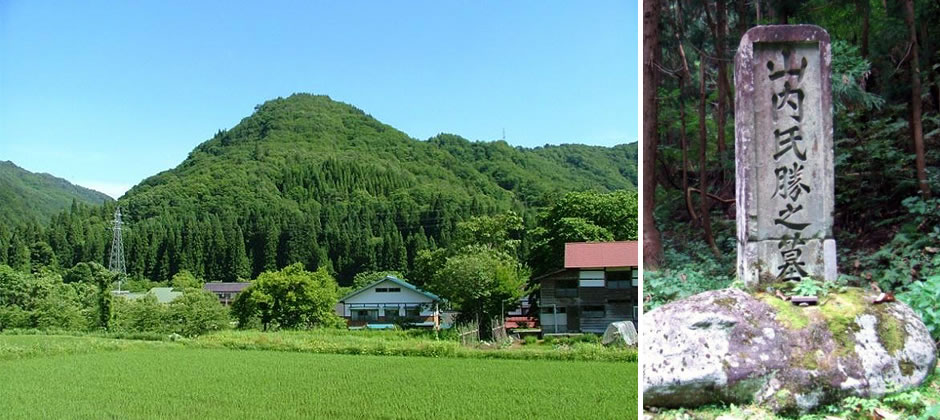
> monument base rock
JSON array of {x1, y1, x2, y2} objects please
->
[{"x1": 642, "y1": 288, "x2": 937, "y2": 414}]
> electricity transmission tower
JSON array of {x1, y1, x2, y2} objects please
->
[{"x1": 109, "y1": 207, "x2": 127, "y2": 290}]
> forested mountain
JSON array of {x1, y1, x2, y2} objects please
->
[
  {"x1": 0, "y1": 94, "x2": 636, "y2": 284},
  {"x1": 0, "y1": 161, "x2": 112, "y2": 226}
]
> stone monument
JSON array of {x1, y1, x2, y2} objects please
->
[
  {"x1": 735, "y1": 25, "x2": 837, "y2": 288},
  {"x1": 644, "y1": 25, "x2": 938, "y2": 414}
]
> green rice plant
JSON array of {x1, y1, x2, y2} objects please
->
[{"x1": 0, "y1": 337, "x2": 637, "y2": 419}]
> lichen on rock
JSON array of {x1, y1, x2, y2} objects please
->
[{"x1": 642, "y1": 287, "x2": 938, "y2": 414}]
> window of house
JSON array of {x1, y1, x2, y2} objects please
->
[
  {"x1": 634, "y1": 306, "x2": 639, "y2": 320},
  {"x1": 582, "y1": 305, "x2": 606, "y2": 318},
  {"x1": 405, "y1": 306, "x2": 421, "y2": 318},
  {"x1": 387, "y1": 287, "x2": 401, "y2": 292},
  {"x1": 352, "y1": 309, "x2": 378, "y2": 321},
  {"x1": 384, "y1": 306, "x2": 399, "y2": 319},
  {"x1": 606, "y1": 269, "x2": 632, "y2": 289},
  {"x1": 632, "y1": 269, "x2": 639, "y2": 287},
  {"x1": 556, "y1": 280, "x2": 578, "y2": 297},
  {"x1": 376, "y1": 287, "x2": 388, "y2": 293},
  {"x1": 579, "y1": 270, "x2": 605, "y2": 287}
]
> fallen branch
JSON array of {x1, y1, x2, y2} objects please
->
[{"x1": 687, "y1": 187, "x2": 735, "y2": 204}]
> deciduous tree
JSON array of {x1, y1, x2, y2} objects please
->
[
  {"x1": 232, "y1": 263, "x2": 342, "y2": 330},
  {"x1": 423, "y1": 246, "x2": 529, "y2": 339}
]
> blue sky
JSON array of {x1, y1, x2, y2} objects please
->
[{"x1": 0, "y1": 1, "x2": 638, "y2": 198}]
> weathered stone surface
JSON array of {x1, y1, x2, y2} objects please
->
[
  {"x1": 738, "y1": 238, "x2": 838, "y2": 286},
  {"x1": 602, "y1": 321, "x2": 637, "y2": 347},
  {"x1": 642, "y1": 288, "x2": 937, "y2": 414},
  {"x1": 735, "y1": 25, "x2": 836, "y2": 288}
]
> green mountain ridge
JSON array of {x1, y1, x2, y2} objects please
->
[
  {"x1": 0, "y1": 161, "x2": 113, "y2": 226},
  {"x1": 3, "y1": 93, "x2": 636, "y2": 284},
  {"x1": 126, "y1": 95, "x2": 635, "y2": 214}
]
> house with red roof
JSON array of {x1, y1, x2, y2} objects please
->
[{"x1": 534, "y1": 241, "x2": 638, "y2": 334}]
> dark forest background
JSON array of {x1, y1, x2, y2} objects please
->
[{"x1": 642, "y1": 0, "x2": 940, "y2": 321}]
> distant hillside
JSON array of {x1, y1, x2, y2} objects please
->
[
  {"x1": 0, "y1": 161, "x2": 112, "y2": 226},
  {"x1": 20, "y1": 94, "x2": 636, "y2": 283},
  {"x1": 428, "y1": 135, "x2": 636, "y2": 207}
]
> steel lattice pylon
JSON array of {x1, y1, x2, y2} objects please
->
[{"x1": 109, "y1": 207, "x2": 127, "y2": 289}]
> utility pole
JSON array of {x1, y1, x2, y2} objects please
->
[{"x1": 109, "y1": 207, "x2": 127, "y2": 290}]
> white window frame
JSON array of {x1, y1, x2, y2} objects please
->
[
  {"x1": 382, "y1": 305, "x2": 400, "y2": 318},
  {"x1": 579, "y1": 270, "x2": 605, "y2": 288}
]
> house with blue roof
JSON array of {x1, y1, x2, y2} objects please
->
[{"x1": 339, "y1": 276, "x2": 441, "y2": 329}]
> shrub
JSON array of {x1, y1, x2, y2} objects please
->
[
  {"x1": 232, "y1": 264, "x2": 343, "y2": 330},
  {"x1": 0, "y1": 307, "x2": 31, "y2": 330},
  {"x1": 170, "y1": 271, "x2": 203, "y2": 290},
  {"x1": 168, "y1": 288, "x2": 230, "y2": 336},
  {"x1": 31, "y1": 283, "x2": 87, "y2": 331},
  {"x1": 573, "y1": 334, "x2": 600, "y2": 344},
  {"x1": 899, "y1": 275, "x2": 940, "y2": 343},
  {"x1": 844, "y1": 197, "x2": 940, "y2": 292},
  {"x1": 111, "y1": 294, "x2": 169, "y2": 334},
  {"x1": 112, "y1": 289, "x2": 231, "y2": 337},
  {"x1": 523, "y1": 335, "x2": 537, "y2": 345},
  {"x1": 644, "y1": 238, "x2": 735, "y2": 311},
  {"x1": 0, "y1": 266, "x2": 94, "y2": 331}
]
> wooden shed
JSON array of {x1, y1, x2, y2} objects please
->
[{"x1": 535, "y1": 241, "x2": 638, "y2": 334}]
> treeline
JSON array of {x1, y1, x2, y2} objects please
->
[
  {"x1": 0, "y1": 262, "x2": 228, "y2": 335},
  {"x1": 0, "y1": 197, "x2": 468, "y2": 284},
  {"x1": 0, "y1": 189, "x2": 638, "y2": 336},
  {"x1": 0, "y1": 188, "x2": 636, "y2": 289}
]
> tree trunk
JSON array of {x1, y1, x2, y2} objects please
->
[
  {"x1": 735, "y1": 0, "x2": 748, "y2": 38},
  {"x1": 715, "y1": 0, "x2": 726, "y2": 158},
  {"x1": 857, "y1": 0, "x2": 870, "y2": 59},
  {"x1": 716, "y1": 0, "x2": 730, "y2": 185},
  {"x1": 644, "y1": 0, "x2": 664, "y2": 269},
  {"x1": 699, "y1": 61, "x2": 721, "y2": 256},
  {"x1": 903, "y1": 0, "x2": 931, "y2": 198},
  {"x1": 673, "y1": 0, "x2": 694, "y2": 221},
  {"x1": 921, "y1": 21, "x2": 939, "y2": 111},
  {"x1": 681, "y1": 75, "x2": 694, "y2": 221}
]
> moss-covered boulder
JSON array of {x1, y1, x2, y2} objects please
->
[{"x1": 642, "y1": 288, "x2": 937, "y2": 414}]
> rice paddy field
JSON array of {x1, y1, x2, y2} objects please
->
[{"x1": 0, "y1": 334, "x2": 637, "y2": 419}]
